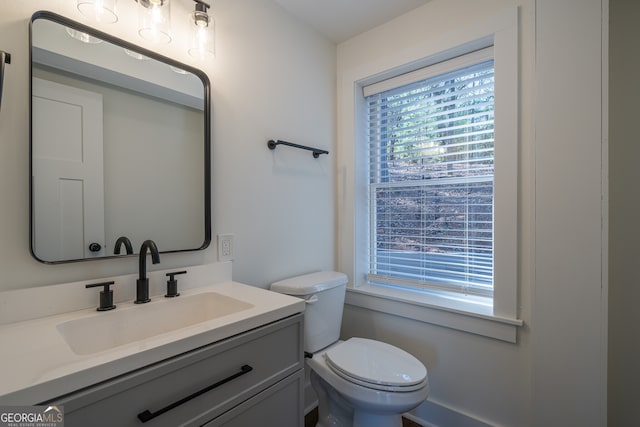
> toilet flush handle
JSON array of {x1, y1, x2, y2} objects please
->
[{"x1": 304, "y1": 295, "x2": 319, "y2": 304}]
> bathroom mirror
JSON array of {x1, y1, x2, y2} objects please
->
[{"x1": 30, "y1": 11, "x2": 211, "y2": 263}]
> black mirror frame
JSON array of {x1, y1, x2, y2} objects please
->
[{"x1": 29, "y1": 10, "x2": 211, "y2": 264}]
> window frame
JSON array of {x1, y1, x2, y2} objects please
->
[{"x1": 341, "y1": 11, "x2": 521, "y2": 342}]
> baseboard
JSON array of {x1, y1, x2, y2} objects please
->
[{"x1": 408, "y1": 399, "x2": 494, "y2": 427}]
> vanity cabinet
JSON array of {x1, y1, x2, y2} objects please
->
[{"x1": 44, "y1": 314, "x2": 304, "y2": 427}]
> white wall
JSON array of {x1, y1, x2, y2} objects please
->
[
  {"x1": 337, "y1": 0, "x2": 606, "y2": 426},
  {"x1": 531, "y1": 0, "x2": 606, "y2": 425},
  {"x1": 210, "y1": 0, "x2": 336, "y2": 286},
  {"x1": 0, "y1": 0, "x2": 335, "y2": 291}
]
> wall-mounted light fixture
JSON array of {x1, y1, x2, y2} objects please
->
[
  {"x1": 72, "y1": 0, "x2": 215, "y2": 62},
  {"x1": 76, "y1": 0, "x2": 118, "y2": 23},
  {"x1": 188, "y1": 0, "x2": 214, "y2": 60},
  {"x1": 136, "y1": 0, "x2": 172, "y2": 44}
]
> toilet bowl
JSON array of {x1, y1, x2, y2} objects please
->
[
  {"x1": 270, "y1": 272, "x2": 429, "y2": 427},
  {"x1": 309, "y1": 339, "x2": 429, "y2": 427}
]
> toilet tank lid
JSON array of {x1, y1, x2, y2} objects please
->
[{"x1": 270, "y1": 271, "x2": 347, "y2": 295}]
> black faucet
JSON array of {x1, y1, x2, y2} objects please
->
[
  {"x1": 135, "y1": 240, "x2": 160, "y2": 304},
  {"x1": 113, "y1": 236, "x2": 134, "y2": 255}
]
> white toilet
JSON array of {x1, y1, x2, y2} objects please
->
[{"x1": 271, "y1": 271, "x2": 429, "y2": 427}]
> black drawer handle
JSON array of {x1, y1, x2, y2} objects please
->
[{"x1": 137, "y1": 364, "x2": 253, "y2": 423}]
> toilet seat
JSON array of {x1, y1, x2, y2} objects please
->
[{"x1": 324, "y1": 338, "x2": 427, "y2": 392}]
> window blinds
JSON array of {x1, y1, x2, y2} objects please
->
[{"x1": 366, "y1": 49, "x2": 495, "y2": 297}]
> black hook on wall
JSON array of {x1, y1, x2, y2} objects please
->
[
  {"x1": 0, "y1": 50, "x2": 11, "y2": 112},
  {"x1": 267, "y1": 139, "x2": 329, "y2": 158}
]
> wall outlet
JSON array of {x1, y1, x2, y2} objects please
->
[{"x1": 217, "y1": 234, "x2": 234, "y2": 261}]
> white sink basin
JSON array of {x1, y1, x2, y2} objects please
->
[{"x1": 57, "y1": 292, "x2": 254, "y2": 355}]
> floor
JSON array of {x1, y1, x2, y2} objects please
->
[{"x1": 304, "y1": 407, "x2": 423, "y2": 426}]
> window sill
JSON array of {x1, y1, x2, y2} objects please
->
[{"x1": 345, "y1": 284, "x2": 523, "y2": 343}]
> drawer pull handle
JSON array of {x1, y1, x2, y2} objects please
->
[{"x1": 137, "y1": 364, "x2": 253, "y2": 423}]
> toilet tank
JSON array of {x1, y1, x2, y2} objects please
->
[{"x1": 270, "y1": 271, "x2": 347, "y2": 353}]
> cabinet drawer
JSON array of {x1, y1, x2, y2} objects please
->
[
  {"x1": 49, "y1": 314, "x2": 303, "y2": 427},
  {"x1": 204, "y1": 369, "x2": 304, "y2": 427}
]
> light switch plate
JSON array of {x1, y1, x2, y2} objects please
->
[{"x1": 217, "y1": 234, "x2": 234, "y2": 261}]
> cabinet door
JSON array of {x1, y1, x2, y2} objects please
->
[{"x1": 204, "y1": 370, "x2": 304, "y2": 427}]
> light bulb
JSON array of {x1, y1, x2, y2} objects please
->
[{"x1": 193, "y1": 10, "x2": 209, "y2": 27}]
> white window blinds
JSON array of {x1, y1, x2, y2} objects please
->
[{"x1": 365, "y1": 48, "x2": 495, "y2": 297}]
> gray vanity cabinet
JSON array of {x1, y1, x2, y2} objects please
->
[{"x1": 44, "y1": 314, "x2": 304, "y2": 427}]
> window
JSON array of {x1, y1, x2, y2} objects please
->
[
  {"x1": 364, "y1": 48, "x2": 496, "y2": 298},
  {"x1": 341, "y1": 13, "x2": 520, "y2": 341}
]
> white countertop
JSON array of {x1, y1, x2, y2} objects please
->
[{"x1": 0, "y1": 279, "x2": 304, "y2": 404}]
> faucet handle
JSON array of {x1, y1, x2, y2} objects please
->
[
  {"x1": 165, "y1": 271, "x2": 187, "y2": 298},
  {"x1": 86, "y1": 281, "x2": 116, "y2": 311}
]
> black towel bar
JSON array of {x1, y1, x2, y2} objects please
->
[{"x1": 267, "y1": 139, "x2": 328, "y2": 158}]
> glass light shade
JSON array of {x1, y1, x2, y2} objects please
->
[
  {"x1": 137, "y1": 0, "x2": 172, "y2": 44},
  {"x1": 188, "y1": 12, "x2": 215, "y2": 61},
  {"x1": 77, "y1": 0, "x2": 118, "y2": 24}
]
